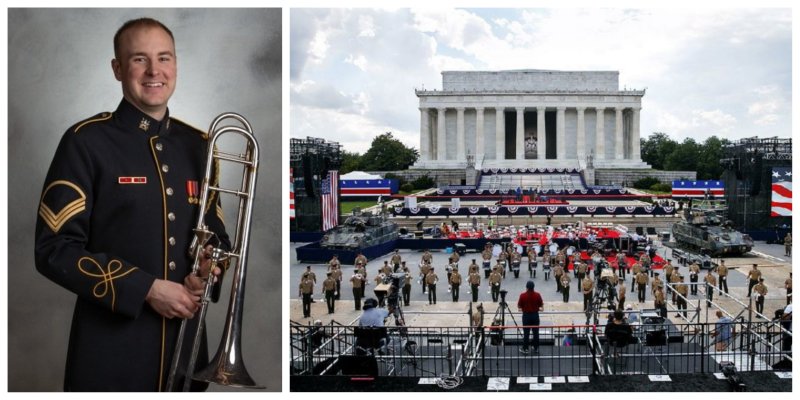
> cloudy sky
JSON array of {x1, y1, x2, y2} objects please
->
[{"x1": 290, "y1": 8, "x2": 791, "y2": 154}]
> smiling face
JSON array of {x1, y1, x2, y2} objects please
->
[{"x1": 112, "y1": 26, "x2": 176, "y2": 120}]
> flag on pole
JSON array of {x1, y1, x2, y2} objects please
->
[
  {"x1": 321, "y1": 170, "x2": 340, "y2": 231},
  {"x1": 771, "y1": 167, "x2": 792, "y2": 217},
  {"x1": 289, "y1": 168, "x2": 295, "y2": 220}
]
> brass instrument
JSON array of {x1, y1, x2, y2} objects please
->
[{"x1": 165, "y1": 113, "x2": 263, "y2": 391}]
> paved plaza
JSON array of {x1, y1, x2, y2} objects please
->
[{"x1": 290, "y1": 241, "x2": 792, "y2": 328}]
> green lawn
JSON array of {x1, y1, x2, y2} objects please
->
[{"x1": 341, "y1": 200, "x2": 378, "y2": 215}]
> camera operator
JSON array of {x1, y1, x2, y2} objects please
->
[{"x1": 359, "y1": 298, "x2": 388, "y2": 327}]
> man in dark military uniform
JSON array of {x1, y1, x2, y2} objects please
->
[
  {"x1": 469, "y1": 269, "x2": 481, "y2": 302},
  {"x1": 402, "y1": 268, "x2": 412, "y2": 306},
  {"x1": 688, "y1": 261, "x2": 700, "y2": 295},
  {"x1": 419, "y1": 261, "x2": 431, "y2": 294},
  {"x1": 675, "y1": 276, "x2": 689, "y2": 318},
  {"x1": 350, "y1": 269, "x2": 363, "y2": 311},
  {"x1": 390, "y1": 249, "x2": 402, "y2": 271},
  {"x1": 481, "y1": 245, "x2": 493, "y2": 278},
  {"x1": 635, "y1": 271, "x2": 649, "y2": 303},
  {"x1": 553, "y1": 263, "x2": 564, "y2": 293},
  {"x1": 468, "y1": 259, "x2": 479, "y2": 275},
  {"x1": 328, "y1": 254, "x2": 342, "y2": 270},
  {"x1": 747, "y1": 264, "x2": 762, "y2": 297},
  {"x1": 450, "y1": 267, "x2": 462, "y2": 302},
  {"x1": 489, "y1": 269, "x2": 503, "y2": 302},
  {"x1": 616, "y1": 252, "x2": 627, "y2": 279},
  {"x1": 34, "y1": 18, "x2": 231, "y2": 392},
  {"x1": 654, "y1": 287, "x2": 667, "y2": 318},
  {"x1": 704, "y1": 269, "x2": 717, "y2": 306},
  {"x1": 426, "y1": 267, "x2": 439, "y2": 304},
  {"x1": 303, "y1": 265, "x2": 317, "y2": 285},
  {"x1": 322, "y1": 272, "x2": 336, "y2": 314},
  {"x1": 299, "y1": 277, "x2": 314, "y2": 318},
  {"x1": 581, "y1": 276, "x2": 594, "y2": 311},
  {"x1": 560, "y1": 272, "x2": 571, "y2": 303},
  {"x1": 785, "y1": 272, "x2": 792, "y2": 305},
  {"x1": 576, "y1": 260, "x2": 587, "y2": 293},
  {"x1": 617, "y1": 280, "x2": 626, "y2": 311},
  {"x1": 753, "y1": 278, "x2": 768, "y2": 315},
  {"x1": 330, "y1": 264, "x2": 342, "y2": 300},
  {"x1": 353, "y1": 252, "x2": 367, "y2": 268},
  {"x1": 527, "y1": 246, "x2": 537, "y2": 278},
  {"x1": 716, "y1": 260, "x2": 729, "y2": 294}
]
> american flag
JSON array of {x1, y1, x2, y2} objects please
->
[
  {"x1": 289, "y1": 168, "x2": 295, "y2": 220},
  {"x1": 321, "y1": 170, "x2": 340, "y2": 231},
  {"x1": 771, "y1": 167, "x2": 792, "y2": 217}
]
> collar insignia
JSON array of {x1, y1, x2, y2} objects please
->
[{"x1": 139, "y1": 118, "x2": 150, "y2": 131}]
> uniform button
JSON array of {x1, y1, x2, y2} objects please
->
[
  {"x1": 169, "y1": 261, "x2": 176, "y2": 271},
  {"x1": 162, "y1": 164, "x2": 169, "y2": 173},
  {"x1": 169, "y1": 237, "x2": 176, "y2": 246},
  {"x1": 168, "y1": 212, "x2": 176, "y2": 221},
  {"x1": 166, "y1": 187, "x2": 174, "y2": 196},
  {"x1": 155, "y1": 142, "x2": 163, "y2": 151}
]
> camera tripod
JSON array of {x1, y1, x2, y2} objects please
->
[
  {"x1": 489, "y1": 290, "x2": 519, "y2": 345},
  {"x1": 585, "y1": 275, "x2": 618, "y2": 325}
]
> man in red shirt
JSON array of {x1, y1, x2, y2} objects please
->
[{"x1": 518, "y1": 280, "x2": 544, "y2": 354}]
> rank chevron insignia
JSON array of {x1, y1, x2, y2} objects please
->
[{"x1": 38, "y1": 180, "x2": 87, "y2": 233}]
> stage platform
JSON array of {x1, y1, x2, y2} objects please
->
[{"x1": 291, "y1": 371, "x2": 791, "y2": 392}]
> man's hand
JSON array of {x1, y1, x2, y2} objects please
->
[
  {"x1": 185, "y1": 244, "x2": 223, "y2": 296},
  {"x1": 146, "y1": 279, "x2": 200, "y2": 319}
]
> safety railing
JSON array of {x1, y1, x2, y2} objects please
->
[{"x1": 290, "y1": 318, "x2": 792, "y2": 378}]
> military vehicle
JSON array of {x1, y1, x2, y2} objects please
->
[
  {"x1": 671, "y1": 202, "x2": 753, "y2": 257},
  {"x1": 320, "y1": 208, "x2": 399, "y2": 250}
]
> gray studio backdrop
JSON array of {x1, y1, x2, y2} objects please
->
[{"x1": 7, "y1": 9, "x2": 282, "y2": 391}]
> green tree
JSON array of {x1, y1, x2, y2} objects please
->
[
  {"x1": 339, "y1": 150, "x2": 362, "y2": 174},
  {"x1": 696, "y1": 136, "x2": 730, "y2": 180},
  {"x1": 664, "y1": 138, "x2": 700, "y2": 172},
  {"x1": 641, "y1": 132, "x2": 678, "y2": 170},
  {"x1": 360, "y1": 132, "x2": 419, "y2": 171}
]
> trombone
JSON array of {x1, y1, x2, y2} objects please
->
[{"x1": 165, "y1": 113, "x2": 263, "y2": 391}]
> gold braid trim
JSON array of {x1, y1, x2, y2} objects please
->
[{"x1": 77, "y1": 257, "x2": 138, "y2": 311}]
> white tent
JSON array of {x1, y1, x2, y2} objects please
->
[{"x1": 340, "y1": 171, "x2": 383, "y2": 180}]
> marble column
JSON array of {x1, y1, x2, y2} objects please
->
[
  {"x1": 456, "y1": 107, "x2": 465, "y2": 162},
  {"x1": 475, "y1": 107, "x2": 485, "y2": 161},
  {"x1": 516, "y1": 107, "x2": 525, "y2": 160},
  {"x1": 419, "y1": 107, "x2": 430, "y2": 161},
  {"x1": 537, "y1": 107, "x2": 546, "y2": 160},
  {"x1": 631, "y1": 107, "x2": 641, "y2": 161},
  {"x1": 556, "y1": 106, "x2": 566, "y2": 160},
  {"x1": 437, "y1": 107, "x2": 447, "y2": 161},
  {"x1": 595, "y1": 107, "x2": 605, "y2": 159},
  {"x1": 576, "y1": 107, "x2": 586, "y2": 161},
  {"x1": 495, "y1": 107, "x2": 505, "y2": 160},
  {"x1": 614, "y1": 107, "x2": 624, "y2": 160}
]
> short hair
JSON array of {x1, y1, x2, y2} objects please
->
[
  {"x1": 613, "y1": 310, "x2": 625, "y2": 321},
  {"x1": 114, "y1": 17, "x2": 174, "y2": 59}
]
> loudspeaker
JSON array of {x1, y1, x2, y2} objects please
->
[
  {"x1": 302, "y1": 155, "x2": 315, "y2": 197},
  {"x1": 338, "y1": 355, "x2": 379, "y2": 376}
]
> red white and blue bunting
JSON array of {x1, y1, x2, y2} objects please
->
[{"x1": 393, "y1": 205, "x2": 677, "y2": 217}]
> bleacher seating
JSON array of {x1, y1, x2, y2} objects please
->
[{"x1": 477, "y1": 173, "x2": 586, "y2": 192}]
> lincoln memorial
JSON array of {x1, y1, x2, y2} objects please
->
[{"x1": 412, "y1": 70, "x2": 651, "y2": 170}]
